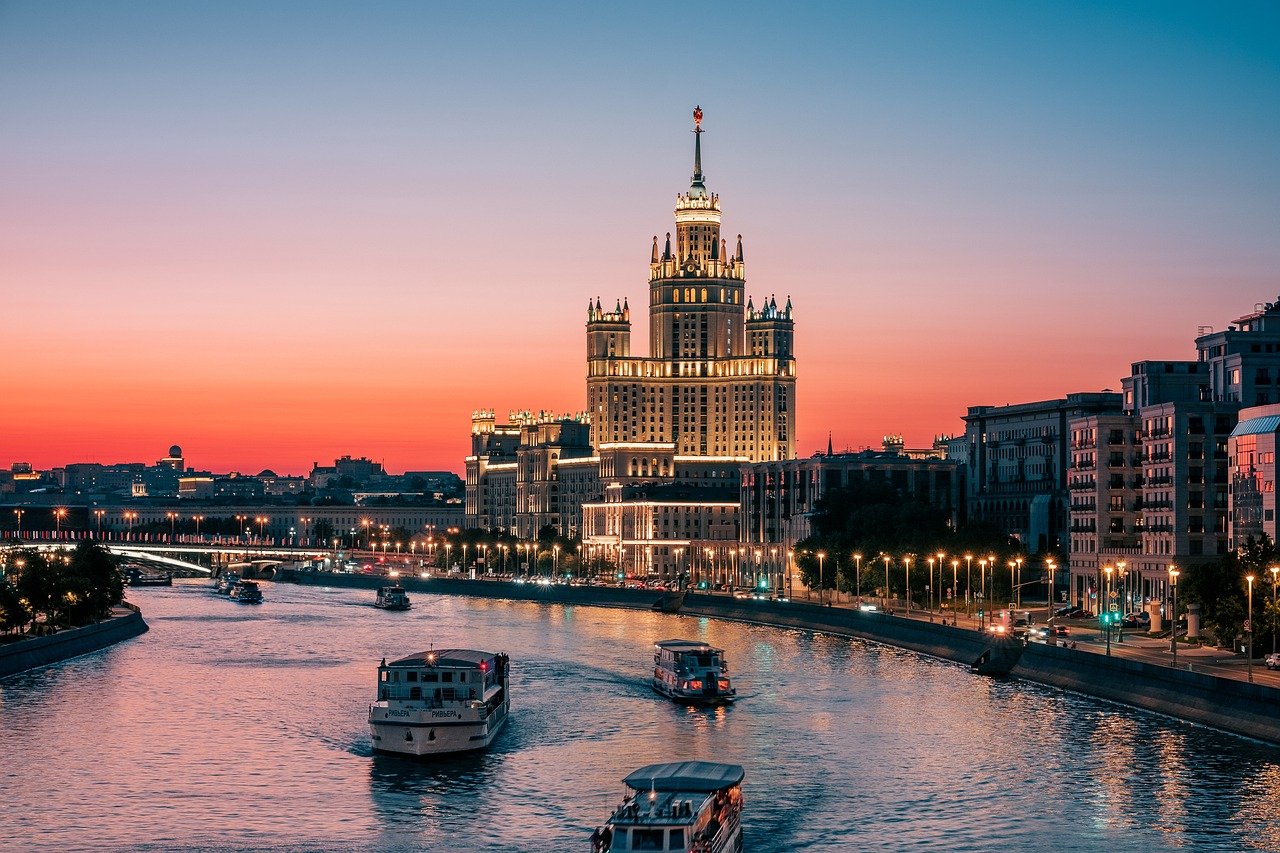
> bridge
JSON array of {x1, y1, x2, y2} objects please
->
[{"x1": 4, "y1": 540, "x2": 336, "y2": 579}]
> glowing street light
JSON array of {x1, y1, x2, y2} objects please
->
[
  {"x1": 816, "y1": 551, "x2": 826, "y2": 606},
  {"x1": 1168, "y1": 565, "x2": 1180, "y2": 666},
  {"x1": 853, "y1": 552, "x2": 862, "y2": 605},
  {"x1": 54, "y1": 507, "x2": 68, "y2": 536},
  {"x1": 94, "y1": 509, "x2": 106, "y2": 537},
  {"x1": 883, "y1": 554, "x2": 891, "y2": 611},
  {"x1": 1247, "y1": 574, "x2": 1256, "y2": 683}
]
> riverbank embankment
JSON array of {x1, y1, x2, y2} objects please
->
[
  {"x1": 0, "y1": 604, "x2": 148, "y2": 679},
  {"x1": 291, "y1": 571, "x2": 1280, "y2": 744}
]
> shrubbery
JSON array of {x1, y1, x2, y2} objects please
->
[{"x1": 0, "y1": 540, "x2": 125, "y2": 636}]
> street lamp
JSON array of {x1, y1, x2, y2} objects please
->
[
  {"x1": 166, "y1": 511, "x2": 178, "y2": 539},
  {"x1": 1015, "y1": 557, "x2": 1024, "y2": 608},
  {"x1": 882, "y1": 554, "x2": 891, "y2": 611},
  {"x1": 1046, "y1": 559, "x2": 1057, "y2": 620},
  {"x1": 54, "y1": 507, "x2": 67, "y2": 536},
  {"x1": 256, "y1": 516, "x2": 268, "y2": 540},
  {"x1": 94, "y1": 509, "x2": 105, "y2": 537},
  {"x1": 816, "y1": 551, "x2": 826, "y2": 605},
  {"x1": 13, "y1": 508, "x2": 24, "y2": 537},
  {"x1": 951, "y1": 559, "x2": 959, "y2": 624},
  {"x1": 965, "y1": 554, "x2": 973, "y2": 618},
  {"x1": 1116, "y1": 561, "x2": 1129, "y2": 643},
  {"x1": 927, "y1": 558, "x2": 935, "y2": 613},
  {"x1": 904, "y1": 555, "x2": 912, "y2": 615},
  {"x1": 1247, "y1": 574, "x2": 1256, "y2": 683},
  {"x1": 1271, "y1": 565, "x2": 1280, "y2": 656},
  {"x1": 193, "y1": 514, "x2": 204, "y2": 538},
  {"x1": 853, "y1": 552, "x2": 862, "y2": 605},
  {"x1": 1103, "y1": 564, "x2": 1114, "y2": 656},
  {"x1": 936, "y1": 551, "x2": 946, "y2": 611},
  {"x1": 1169, "y1": 565, "x2": 1179, "y2": 666},
  {"x1": 978, "y1": 559, "x2": 987, "y2": 629}
]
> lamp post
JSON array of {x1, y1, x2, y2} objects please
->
[
  {"x1": 13, "y1": 508, "x2": 24, "y2": 538},
  {"x1": 951, "y1": 559, "x2": 959, "y2": 625},
  {"x1": 1015, "y1": 557, "x2": 1024, "y2": 608},
  {"x1": 1247, "y1": 574, "x2": 1256, "y2": 683},
  {"x1": 1169, "y1": 565, "x2": 1179, "y2": 666},
  {"x1": 1008, "y1": 560, "x2": 1016, "y2": 609},
  {"x1": 94, "y1": 509, "x2": 105, "y2": 538},
  {"x1": 936, "y1": 552, "x2": 946, "y2": 612},
  {"x1": 445, "y1": 542, "x2": 453, "y2": 571},
  {"x1": 927, "y1": 558, "x2": 935, "y2": 613},
  {"x1": 54, "y1": 507, "x2": 67, "y2": 537},
  {"x1": 553, "y1": 544, "x2": 560, "y2": 579},
  {"x1": 853, "y1": 552, "x2": 862, "y2": 605},
  {"x1": 1046, "y1": 559, "x2": 1056, "y2": 621},
  {"x1": 904, "y1": 555, "x2": 912, "y2": 615},
  {"x1": 1271, "y1": 565, "x2": 1280, "y2": 656},
  {"x1": 166, "y1": 511, "x2": 177, "y2": 539},
  {"x1": 816, "y1": 551, "x2": 826, "y2": 606},
  {"x1": 978, "y1": 560, "x2": 987, "y2": 628},
  {"x1": 1103, "y1": 564, "x2": 1114, "y2": 656},
  {"x1": 883, "y1": 554, "x2": 891, "y2": 611},
  {"x1": 193, "y1": 514, "x2": 204, "y2": 538},
  {"x1": 965, "y1": 554, "x2": 973, "y2": 618}
]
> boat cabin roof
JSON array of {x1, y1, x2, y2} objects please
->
[
  {"x1": 236, "y1": 580, "x2": 259, "y2": 589},
  {"x1": 624, "y1": 761, "x2": 745, "y2": 793},
  {"x1": 378, "y1": 585, "x2": 406, "y2": 593},
  {"x1": 654, "y1": 639, "x2": 723, "y2": 654},
  {"x1": 387, "y1": 648, "x2": 493, "y2": 669}
]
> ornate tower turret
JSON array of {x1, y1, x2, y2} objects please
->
[{"x1": 648, "y1": 107, "x2": 747, "y2": 360}]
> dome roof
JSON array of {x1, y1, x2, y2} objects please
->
[{"x1": 169, "y1": 445, "x2": 182, "y2": 457}]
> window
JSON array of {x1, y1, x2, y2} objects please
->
[
  {"x1": 1231, "y1": 368, "x2": 1241, "y2": 385},
  {"x1": 630, "y1": 829, "x2": 665, "y2": 850}
]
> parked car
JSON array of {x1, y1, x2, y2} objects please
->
[
  {"x1": 1052, "y1": 606, "x2": 1076, "y2": 618},
  {"x1": 1266, "y1": 653, "x2": 1280, "y2": 671}
]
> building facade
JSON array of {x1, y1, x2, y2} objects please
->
[
  {"x1": 1064, "y1": 298, "x2": 1280, "y2": 609},
  {"x1": 964, "y1": 392, "x2": 1123, "y2": 555}
]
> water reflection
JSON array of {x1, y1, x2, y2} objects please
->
[{"x1": 4, "y1": 581, "x2": 1280, "y2": 851}]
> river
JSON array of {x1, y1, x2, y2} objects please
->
[{"x1": 3, "y1": 580, "x2": 1280, "y2": 851}]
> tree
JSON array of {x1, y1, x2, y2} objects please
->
[
  {"x1": 312, "y1": 519, "x2": 334, "y2": 543},
  {"x1": 0, "y1": 579, "x2": 31, "y2": 635},
  {"x1": 67, "y1": 540, "x2": 124, "y2": 621}
]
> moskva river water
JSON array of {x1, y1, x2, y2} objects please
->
[{"x1": 5, "y1": 580, "x2": 1280, "y2": 851}]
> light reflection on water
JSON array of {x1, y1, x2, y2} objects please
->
[{"x1": 4, "y1": 581, "x2": 1280, "y2": 851}]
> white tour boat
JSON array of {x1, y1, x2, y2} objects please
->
[
  {"x1": 592, "y1": 761, "x2": 745, "y2": 853},
  {"x1": 651, "y1": 640, "x2": 736, "y2": 705},
  {"x1": 368, "y1": 648, "x2": 510, "y2": 758},
  {"x1": 374, "y1": 585, "x2": 411, "y2": 610}
]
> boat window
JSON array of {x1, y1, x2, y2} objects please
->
[
  {"x1": 441, "y1": 672, "x2": 453, "y2": 683},
  {"x1": 630, "y1": 828, "x2": 664, "y2": 850},
  {"x1": 423, "y1": 673, "x2": 439, "y2": 682},
  {"x1": 380, "y1": 671, "x2": 388, "y2": 682},
  {"x1": 409, "y1": 687, "x2": 421, "y2": 699},
  {"x1": 668, "y1": 829, "x2": 684, "y2": 849},
  {"x1": 406, "y1": 671, "x2": 418, "y2": 682}
]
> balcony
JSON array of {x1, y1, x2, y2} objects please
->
[
  {"x1": 1073, "y1": 460, "x2": 1096, "y2": 471},
  {"x1": 1147, "y1": 524, "x2": 1174, "y2": 533},
  {"x1": 1070, "y1": 503, "x2": 1097, "y2": 513},
  {"x1": 1070, "y1": 524, "x2": 1097, "y2": 534},
  {"x1": 1148, "y1": 476, "x2": 1173, "y2": 486},
  {"x1": 1069, "y1": 481, "x2": 1097, "y2": 492},
  {"x1": 1145, "y1": 500, "x2": 1173, "y2": 510},
  {"x1": 1149, "y1": 451, "x2": 1171, "y2": 462}
]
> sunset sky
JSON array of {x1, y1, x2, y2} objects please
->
[{"x1": 4, "y1": 2, "x2": 1279, "y2": 474}]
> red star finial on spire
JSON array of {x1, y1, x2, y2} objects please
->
[{"x1": 693, "y1": 105, "x2": 703, "y2": 128}]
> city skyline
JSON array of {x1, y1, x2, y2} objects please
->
[{"x1": 4, "y1": 3, "x2": 1279, "y2": 474}]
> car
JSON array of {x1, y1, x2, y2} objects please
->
[
  {"x1": 1052, "y1": 606, "x2": 1076, "y2": 618},
  {"x1": 1266, "y1": 653, "x2": 1280, "y2": 671},
  {"x1": 1051, "y1": 625, "x2": 1070, "y2": 637},
  {"x1": 1026, "y1": 626, "x2": 1050, "y2": 641}
]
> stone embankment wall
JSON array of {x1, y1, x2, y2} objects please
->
[
  {"x1": 0, "y1": 605, "x2": 148, "y2": 679},
  {"x1": 292, "y1": 572, "x2": 1280, "y2": 744}
]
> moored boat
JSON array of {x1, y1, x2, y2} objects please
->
[
  {"x1": 214, "y1": 572, "x2": 240, "y2": 595},
  {"x1": 374, "y1": 585, "x2": 411, "y2": 610},
  {"x1": 229, "y1": 580, "x2": 263, "y2": 604},
  {"x1": 651, "y1": 640, "x2": 736, "y2": 705},
  {"x1": 592, "y1": 761, "x2": 745, "y2": 853},
  {"x1": 369, "y1": 649, "x2": 510, "y2": 758}
]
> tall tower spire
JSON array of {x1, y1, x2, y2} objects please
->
[{"x1": 691, "y1": 105, "x2": 704, "y2": 194}]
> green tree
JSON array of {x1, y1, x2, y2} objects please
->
[
  {"x1": 0, "y1": 579, "x2": 31, "y2": 635},
  {"x1": 67, "y1": 539, "x2": 124, "y2": 621}
]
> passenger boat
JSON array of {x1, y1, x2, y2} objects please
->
[
  {"x1": 369, "y1": 649, "x2": 510, "y2": 758},
  {"x1": 229, "y1": 580, "x2": 263, "y2": 604},
  {"x1": 126, "y1": 568, "x2": 173, "y2": 586},
  {"x1": 374, "y1": 585, "x2": 411, "y2": 610},
  {"x1": 214, "y1": 572, "x2": 240, "y2": 595},
  {"x1": 591, "y1": 761, "x2": 745, "y2": 853},
  {"x1": 651, "y1": 640, "x2": 736, "y2": 705}
]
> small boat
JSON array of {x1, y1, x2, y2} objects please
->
[
  {"x1": 374, "y1": 585, "x2": 411, "y2": 611},
  {"x1": 214, "y1": 573, "x2": 240, "y2": 595},
  {"x1": 651, "y1": 640, "x2": 736, "y2": 705},
  {"x1": 229, "y1": 580, "x2": 263, "y2": 604},
  {"x1": 592, "y1": 761, "x2": 745, "y2": 853},
  {"x1": 126, "y1": 568, "x2": 173, "y2": 587},
  {"x1": 369, "y1": 649, "x2": 510, "y2": 758}
]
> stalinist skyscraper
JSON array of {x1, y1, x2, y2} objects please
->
[{"x1": 586, "y1": 106, "x2": 797, "y2": 463}]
